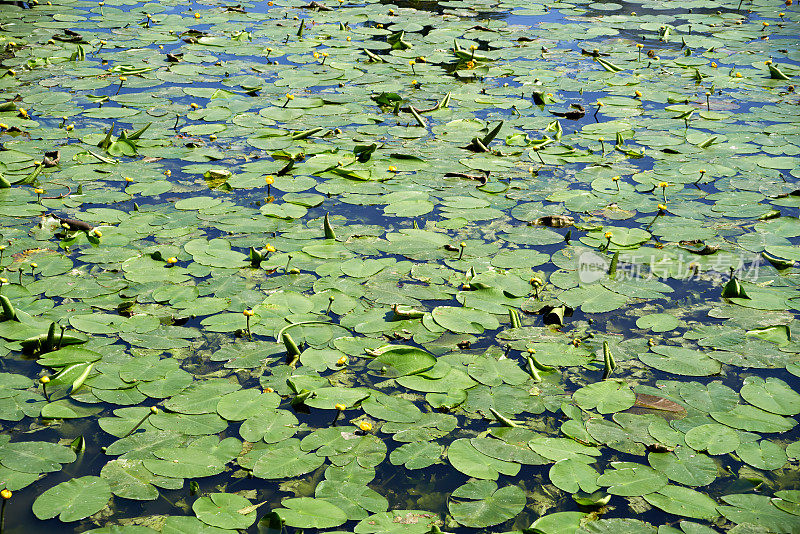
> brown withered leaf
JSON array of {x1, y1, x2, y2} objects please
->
[{"x1": 634, "y1": 393, "x2": 686, "y2": 414}]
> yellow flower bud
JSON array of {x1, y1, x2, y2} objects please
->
[
  {"x1": 243, "y1": 309, "x2": 254, "y2": 317},
  {"x1": 359, "y1": 421, "x2": 372, "y2": 432},
  {"x1": 335, "y1": 403, "x2": 346, "y2": 410},
  {"x1": 1, "y1": 489, "x2": 11, "y2": 499},
  {"x1": 265, "y1": 175, "x2": 274, "y2": 185},
  {"x1": 166, "y1": 257, "x2": 178, "y2": 264}
]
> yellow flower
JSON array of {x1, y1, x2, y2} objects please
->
[
  {"x1": 604, "y1": 232, "x2": 613, "y2": 239},
  {"x1": 711, "y1": 62, "x2": 717, "y2": 68},
  {"x1": 658, "y1": 181, "x2": 669, "y2": 188},
  {"x1": 336, "y1": 356, "x2": 347, "y2": 365},
  {"x1": 34, "y1": 188, "x2": 44, "y2": 195},
  {"x1": 265, "y1": 175, "x2": 275, "y2": 185},
  {"x1": 265, "y1": 244, "x2": 276, "y2": 253},
  {"x1": 335, "y1": 403, "x2": 346, "y2": 410},
  {"x1": 190, "y1": 103, "x2": 198, "y2": 109},
  {"x1": 194, "y1": 12, "x2": 200, "y2": 18},
  {"x1": 313, "y1": 52, "x2": 319, "y2": 59},
  {"x1": 164, "y1": 170, "x2": 171, "y2": 176},
  {"x1": 118, "y1": 76, "x2": 127, "y2": 82},
  {"x1": 30, "y1": 262, "x2": 37, "y2": 269},
  {"x1": 359, "y1": 421, "x2": 372, "y2": 432},
  {"x1": 346, "y1": 36, "x2": 351, "y2": 41},
  {"x1": 18, "y1": 108, "x2": 28, "y2": 118},
  {"x1": 388, "y1": 166, "x2": 397, "y2": 172},
  {"x1": 409, "y1": 60, "x2": 415, "y2": 66},
  {"x1": 243, "y1": 309, "x2": 254, "y2": 317},
  {"x1": 264, "y1": 387, "x2": 274, "y2": 393},
  {"x1": 0, "y1": 279, "x2": 7, "y2": 285},
  {"x1": 657, "y1": 203, "x2": 667, "y2": 210},
  {"x1": 65, "y1": 124, "x2": 74, "y2": 131},
  {"x1": 166, "y1": 257, "x2": 178, "y2": 264},
  {"x1": 634, "y1": 90, "x2": 642, "y2": 98},
  {"x1": 1, "y1": 489, "x2": 11, "y2": 499},
  {"x1": 209, "y1": 134, "x2": 217, "y2": 141},
  {"x1": 764, "y1": 60, "x2": 772, "y2": 65},
  {"x1": 636, "y1": 43, "x2": 643, "y2": 49},
  {"x1": 612, "y1": 176, "x2": 620, "y2": 181},
  {"x1": 39, "y1": 376, "x2": 50, "y2": 384},
  {"x1": 0, "y1": 124, "x2": 7, "y2": 130},
  {"x1": 735, "y1": 72, "x2": 742, "y2": 77},
  {"x1": 150, "y1": 406, "x2": 159, "y2": 414},
  {"x1": 125, "y1": 176, "x2": 134, "y2": 182},
  {"x1": 92, "y1": 229, "x2": 102, "y2": 238},
  {"x1": 285, "y1": 93, "x2": 294, "y2": 100}
]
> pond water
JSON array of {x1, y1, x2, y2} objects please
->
[{"x1": 0, "y1": 0, "x2": 798, "y2": 532}]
